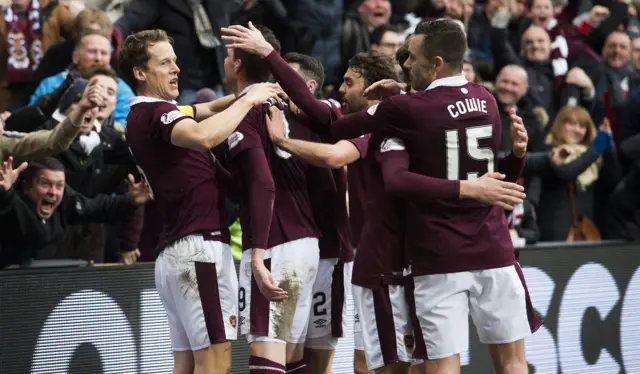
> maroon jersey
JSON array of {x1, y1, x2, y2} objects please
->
[
  {"x1": 329, "y1": 76, "x2": 523, "y2": 276},
  {"x1": 265, "y1": 50, "x2": 354, "y2": 261},
  {"x1": 346, "y1": 138, "x2": 368, "y2": 248},
  {"x1": 225, "y1": 99, "x2": 322, "y2": 250},
  {"x1": 349, "y1": 134, "x2": 408, "y2": 289},
  {"x1": 125, "y1": 97, "x2": 228, "y2": 252}
]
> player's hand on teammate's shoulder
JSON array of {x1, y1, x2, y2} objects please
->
[
  {"x1": 221, "y1": 21, "x2": 274, "y2": 58},
  {"x1": 127, "y1": 174, "x2": 153, "y2": 206},
  {"x1": 251, "y1": 254, "x2": 288, "y2": 302},
  {"x1": 243, "y1": 83, "x2": 282, "y2": 106},
  {"x1": 363, "y1": 79, "x2": 407, "y2": 100},
  {"x1": 509, "y1": 108, "x2": 528, "y2": 158},
  {"x1": 464, "y1": 172, "x2": 526, "y2": 211},
  {"x1": 265, "y1": 106, "x2": 286, "y2": 144}
]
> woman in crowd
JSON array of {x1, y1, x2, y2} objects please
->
[{"x1": 535, "y1": 105, "x2": 621, "y2": 241}]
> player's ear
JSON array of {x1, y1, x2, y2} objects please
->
[
  {"x1": 133, "y1": 66, "x2": 146, "y2": 82},
  {"x1": 433, "y1": 56, "x2": 445, "y2": 72},
  {"x1": 307, "y1": 79, "x2": 317, "y2": 94},
  {"x1": 234, "y1": 59, "x2": 242, "y2": 74}
]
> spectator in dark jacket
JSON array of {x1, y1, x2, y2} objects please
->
[
  {"x1": 535, "y1": 105, "x2": 620, "y2": 241},
  {"x1": 494, "y1": 65, "x2": 547, "y2": 155},
  {"x1": 0, "y1": 156, "x2": 151, "y2": 269},
  {"x1": 600, "y1": 132, "x2": 640, "y2": 239}
]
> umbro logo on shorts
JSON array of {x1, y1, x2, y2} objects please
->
[
  {"x1": 239, "y1": 316, "x2": 246, "y2": 327},
  {"x1": 314, "y1": 318, "x2": 327, "y2": 328}
]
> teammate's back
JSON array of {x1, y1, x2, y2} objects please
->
[{"x1": 368, "y1": 79, "x2": 515, "y2": 275}]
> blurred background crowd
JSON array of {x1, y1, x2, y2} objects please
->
[{"x1": 0, "y1": 0, "x2": 639, "y2": 268}]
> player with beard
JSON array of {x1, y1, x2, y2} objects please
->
[
  {"x1": 118, "y1": 29, "x2": 280, "y2": 374},
  {"x1": 319, "y1": 20, "x2": 541, "y2": 374},
  {"x1": 222, "y1": 26, "x2": 334, "y2": 374},
  {"x1": 262, "y1": 52, "x2": 526, "y2": 373}
]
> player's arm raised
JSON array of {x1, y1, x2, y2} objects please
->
[
  {"x1": 190, "y1": 94, "x2": 237, "y2": 121},
  {"x1": 170, "y1": 83, "x2": 280, "y2": 151},
  {"x1": 266, "y1": 108, "x2": 361, "y2": 168},
  {"x1": 377, "y1": 138, "x2": 526, "y2": 210},
  {"x1": 221, "y1": 22, "x2": 335, "y2": 128}
]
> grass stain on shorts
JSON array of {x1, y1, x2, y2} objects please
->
[{"x1": 272, "y1": 271, "x2": 301, "y2": 340}]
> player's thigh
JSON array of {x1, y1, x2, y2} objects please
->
[
  {"x1": 241, "y1": 238, "x2": 320, "y2": 344},
  {"x1": 155, "y1": 248, "x2": 192, "y2": 352},
  {"x1": 468, "y1": 264, "x2": 535, "y2": 345},
  {"x1": 353, "y1": 284, "x2": 417, "y2": 371},
  {"x1": 164, "y1": 235, "x2": 238, "y2": 351},
  {"x1": 192, "y1": 341, "x2": 232, "y2": 372},
  {"x1": 172, "y1": 350, "x2": 194, "y2": 374},
  {"x1": 424, "y1": 355, "x2": 461, "y2": 374},
  {"x1": 307, "y1": 348, "x2": 336, "y2": 374},
  {"x1": 487, "y1": 339, "x2": 527, "y2": 374},
  {"x1": 413, "y1": 272, "x2": 471, "y2": 360},
  {"x1": 306, "y1": 258, "x2": 344, "y2": 350}
]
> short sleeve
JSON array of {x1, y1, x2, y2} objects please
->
[
  {"x1": 153, "y1": 102, "x2": 192, "y2": 143},
  {"x1": 226, "y1": 107, "x2": 264, "y2": 159},
  {"x1": 346, "y1": 134, "x2": 372, "y2": 159}
]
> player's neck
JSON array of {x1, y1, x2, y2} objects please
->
[
  {"x1": 136, "y1": 88, "x2": 173, "y2": 102},
  {"x1": 435, "y1": 71, "x2": 464, "y2": 81},
  {"x1": 233, "y1": 78, "x2": 252, "y2": 98}
]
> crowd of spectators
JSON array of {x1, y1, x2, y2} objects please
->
[{"x1": 0, "y1": 0, "x2": 639, "y2": 268}]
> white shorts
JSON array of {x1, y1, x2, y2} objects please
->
[
  {"x1": 414, "y1": 263, "x2": 536, "y2": 360},
  {"x1": 305, "y1": 259, "x2": 353, "y2": 350},
  {"x1": 352, "y1": 284, "x2": 420, "y2": 371},
  {"x1": 155, "y1": 234, "x2": 238, "y2": 351},
  {"x1": 238, "y1": 237, "x2": 319, "y2": 344}
]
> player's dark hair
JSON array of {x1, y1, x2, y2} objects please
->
[
  {"x1": 371, "y1": 24, "x2": 398, "y2": 46},
  {"x1": 86, "y1": 65, "x2": 118, "y2": 83},
  {"x1": 396, "y1": 36, "x2": 411, "y2": 83},
  {"x1": 414, "y1": 20, "x2": 467, "y2": 73},
  {"x1": 347, "y1": 51, "x2": 398, "y2": 88},
  {"x1": 118, "y1": 29, "x2": 173, "y2": 91},
  {"x1": 234, "y1": 25, "x2": 281, "y2": 84},
  {"x1": 23, "y1": 157, "x2": 65, "y2": 187},
  {"x1": 284, "y1": 52, "x2": 325, "y2": 99}
]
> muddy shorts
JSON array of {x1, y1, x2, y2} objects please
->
[
  {"x1": 238, "y1": 237, "x2": 320, "y2": 344},
  {"x1": 155, "y1": 234, "x2": 238, "y2": 351}
]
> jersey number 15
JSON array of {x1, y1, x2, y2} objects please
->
[{"x1": 445, "y1": 124, "x2": 494, "y2": 181}]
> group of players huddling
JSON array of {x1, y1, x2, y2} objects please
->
[{"x1": 120, "y1": 18, "x2": 542, "y2": 374}]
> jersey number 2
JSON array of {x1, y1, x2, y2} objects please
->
[{"x1": 445, "y1": 125, "x2": 494, "y2": 181}]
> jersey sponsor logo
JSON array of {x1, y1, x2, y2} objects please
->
[
  {"x1": 160, "y1": 110, "x2": 185, "y2": 125},
  {"x1": 380, "y1": 137, "x2": 405, "y2": 152},
  {"x1": 228, "y1": 131, "x2": 244, "y2": 150}
]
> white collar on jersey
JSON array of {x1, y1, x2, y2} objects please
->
[
  {"x1": 425, "y1": 75, "x2": 468, "y2": 91},
  {"x1": 238, "y1": 84, "x2": 256, "y2": 97},
  {"x1": 129, "y1": 96, "x2": 178, "y2": 106}
]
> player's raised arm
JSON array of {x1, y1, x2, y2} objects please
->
[
  {"x1": 170, "y1": 83, "x2": 280, "y2": 151},
  {"x1": 221, "y1": 22, "x2": 335, "y2": 128},
  {"x1": 266, "y1": 108, "x2": 362, "y2": 168},
  {"x1": 377, "y1": 138, "x2": 526, "y2": 209},
  {"x1": 190, "y1": 94, "x2": 237, "y2": 121}
]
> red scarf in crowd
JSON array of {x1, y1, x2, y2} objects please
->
[{"x1": 4, "y1": 0, "x2": 42, "y2": 84}]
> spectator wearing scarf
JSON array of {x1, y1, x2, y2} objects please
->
[{"x1": 0, "y1": 0, "x2": 74, "y2": 112}]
